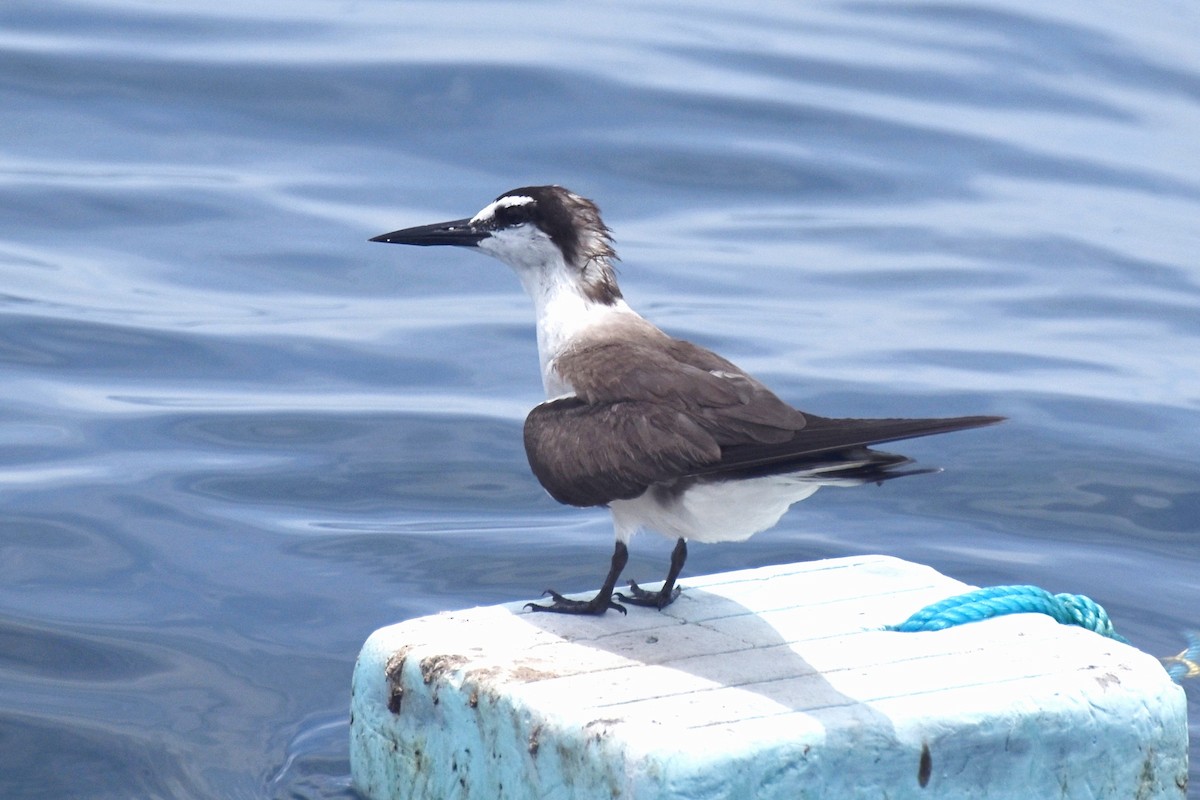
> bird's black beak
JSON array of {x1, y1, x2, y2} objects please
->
[{"x1": 369, "y1": 218, "x2": 487, "y2": 247}]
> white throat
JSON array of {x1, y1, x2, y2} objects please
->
[
  {"x1": 478, "y1": 228, "x2": 636, "y2": 397},
  {"x1": 528, "y1": 272, "x2": 636, "y2": 397}
]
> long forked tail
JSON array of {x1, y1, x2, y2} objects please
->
[{"x1": 688, "y1": 414, "x2": 1004, "y2": 480}]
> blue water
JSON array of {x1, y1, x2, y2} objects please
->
[{"x1": 2, "y1": 1, "x2": 1198, "y2": 797}]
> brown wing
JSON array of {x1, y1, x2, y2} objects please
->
[
  {"x1": 525, "y1": 330, "x2": 1002, "y2": 507},
  {"x1": 553, "y1": 337, "x2": 808, "y2": 446},
  {"x1": 683, "y1": 414, "x2": 1005, "y2": 479},
  {"x1": 523, "y1": 396, "x2": 721, "y2": 507}
]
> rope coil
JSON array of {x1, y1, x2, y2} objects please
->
[
  {"x1": 886, "y1": 585, "x2": 1127, "y2": 642},
  {"x1": 886, "y1": 585, "x2": 1196, "y2": 686}
]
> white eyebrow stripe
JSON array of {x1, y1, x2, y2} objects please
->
[{"x1": 470, "y1": 195, "x2": 535, "y2": 225}]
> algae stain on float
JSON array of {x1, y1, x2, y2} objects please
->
[{"x1": 918, "y1": 742, "x2": 932, "y2": 788}]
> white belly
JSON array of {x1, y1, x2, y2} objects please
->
[{"x1": 608, "y1": 476, "x2": 824, "y2": 544}]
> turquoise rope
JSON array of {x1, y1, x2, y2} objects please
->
[
  {"x1": 886, "y1": 585, "x2": 1200, "y2": 686},
  {"x1": 886, "y1": 585, "x2": 1128, "y2": 643}
]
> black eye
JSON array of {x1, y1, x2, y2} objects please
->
[{"x1": 494, "y1": 203, "x2": 532, "y2": 227}]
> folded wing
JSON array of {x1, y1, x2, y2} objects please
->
[{"x1": 525, "y1": 335, "x2": 1002, "y2": 507}]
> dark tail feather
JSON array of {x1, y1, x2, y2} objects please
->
[
  {"x1": 688, "y1": 414, "x2": 1004, "y2": 479},
  {"x1": 806, "y1": 448, "x2": 939, "y2": 484}
]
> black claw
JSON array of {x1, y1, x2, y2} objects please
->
[
  {"x1": 523, "y1": 589, "x2": 627, "y2": 615},
  {"x1": 614, "y1": 580, "x2": 683, "y2": 610},
  {"x1": 523, "y1": 541, "x2": 634, "y2": 616}
]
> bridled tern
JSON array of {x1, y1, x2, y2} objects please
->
[{"x1": 371, "y1": 185, "x2": 1002, "y2": 615}]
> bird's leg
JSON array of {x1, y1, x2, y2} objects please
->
[
  {"x1": 617, "y1": 538, "x2": 687, "y2": 609},
  {"x1": 524, "y1": 540, "x2": 629, "y2": 615}
]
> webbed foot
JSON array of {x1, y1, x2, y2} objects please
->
[
  {"x1": 614, "y1": 580, "x2": 682, "y2": 609},
  {"x1": 524, "y1": 589, "x2": 627, "y2": 615}
]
